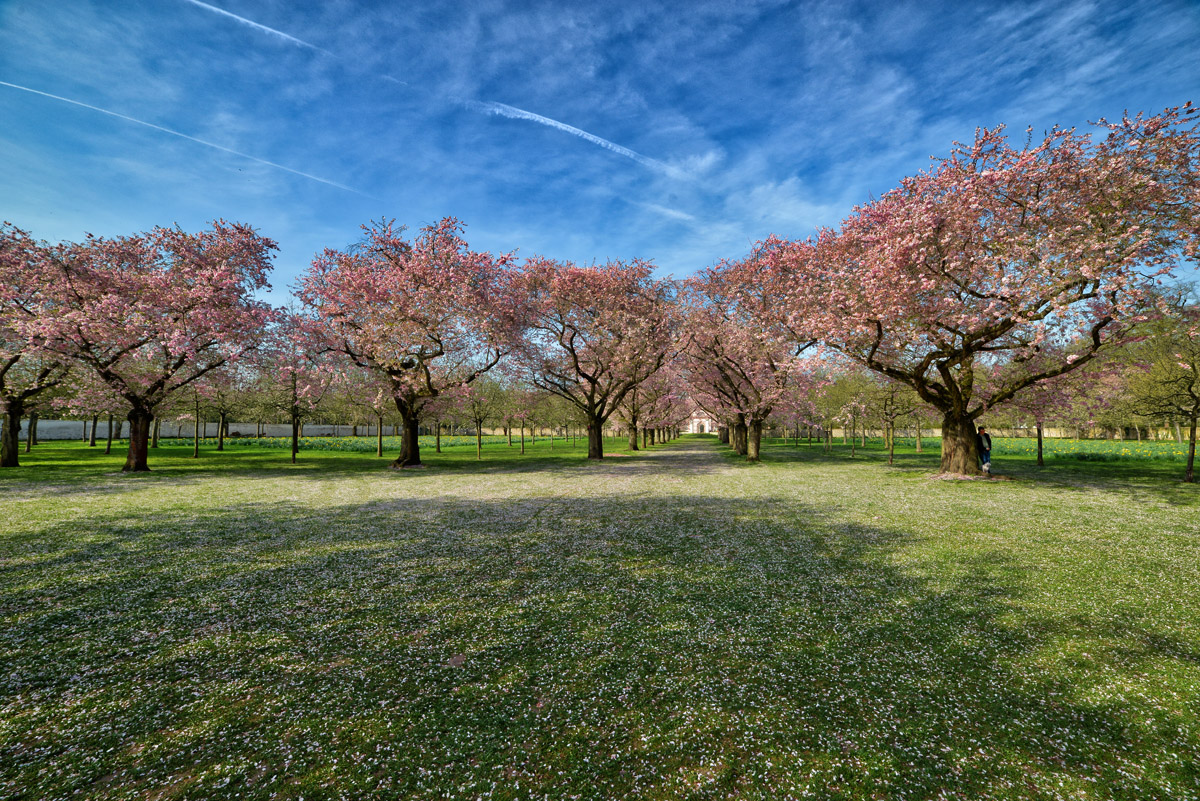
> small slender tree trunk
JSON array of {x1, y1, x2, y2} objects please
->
[
  {"x1": 82, "y1": 418, "x2": 88, "y2": 441},
  {"x1": 291, "y1": 409, "x2": 300, "y2": 464},
  {"x1": 89, "y1": 414, "x2": 98, "y2": 447},
  {"x1": 435, "y1": 420, "x2": 442, "y2": 453},
  {"x1": 915, "y1": 419, "x2": 923, "y2": 453},
  {"x1": 888, "y1": 423, "x2": 896, "y2": 465},
  {"x1": 105, "y1": 413, "x2": 114, "y2": 454},
  {"x1": 193, "y1": 396, "x2": 201, "y2": 459},
  {"x1": 217, "y1": 412, "x2": 227, "y2": 451},
  {"x1": 1036, "y1": 422, "x2": 1045, "y2": 467},
  {"x1": 1135, "y1": 423, "x2": 1142, "y2": 442},
  {"x1": 507, "y1": 425, "x2": 512, "y2": 446},
  {"x1": 1186, "y1": 415, "x2": 1197, "y2": 484},
  {"x1": 122, "y1": 408, "x2": 153, "y2": 472},
  {"x1": 825, "y1": 426, "x2": 832, "y2": 453},
  {"x1": 1, "y1": 403, "x2": 22, "y2": 467},
  {"x1": 476, "y1": 421, "x2": 482, "y2": 460},
  {"x1": 850, "y1": 418, "x2": 857, "y2": 457},
  {"x1": 24, "y1": 412, "x2": 37, "y2": 453},
  {"x1": 151, "y1": 417, "x2": 160, "y2": 448},
  {"x1": 520, "y1": 423, "x2": 525, "y2": 455},
  {"x1": 1175, "y1": 421, "x2": 1184, "y2": 444},
  {"x1": 377, "y1": 413, "x2": 384, "y2": 457}
]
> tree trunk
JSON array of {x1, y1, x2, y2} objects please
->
[
  {"x1": 746, "y1": 419, "x2": 763, "y2": 462},
  {"x1": 377, "y1": 413, "x2": 384, "y2": 457},
  {"x1": 888, "y1": 423, "x2": 896, "y2": 465},
  {"x1": 24, "y1": 412, "x2": 37, "y2": 453},
  {"x1": 1186, "y1": 415, "x2": 1197, "y2": 484},
  {"x1": 151, "y1": 417, "x2": 160, "y2": 449},
  {"x1": 217, "y1": 412, "x2": 227, "y2": 451},
  {"x1": 82, "y1": 418, "x2": 88, "y2": 441},
  {"x1": 732, "y1": 417, "x2": 748, "y2": 456},
  {"x1": 1036, "y1": 422, "x2": 1045, "y2": 467},
  {"x1": 290, "y1": 409, "x2": 300, "y2": 464},
  {"x1": 1174, "y1": 421, "x2": 1183, "y2": 443},
  {"x1": 520, "y1": 423, "x2": 525, "y2": 455},
  {"x1": 586, "y1": 417, "x2": 604, "y2": 459},
  {"x1": 915, "y1": 419, "x2": 923, "y2": 453},
  {"x1": 1, "y1": 403, "x2": 22, "y2": 467},
  {"x1": 718, "y1": 426, "x2": 729, "y2": 445},
  {"x1": 435, "y1": 420, "x2": 442, "y2": 453},
  {"x1": 391, "y1": 407, "x2": 422, "y2": 468},
  {"x1": 193, "y1": 396, "x2": 201, "y2": 459},
  {"x1": 105, "y1": 413, "x2": 114, "y2": 454},
  {"x1": 122, "y1": 408, "x2": 153, "y2": 472},
  {"x1": 475, "y1": 421, "x2": 482, "y2": 460},
  {"x1": 507, "y1": 425, "x2": 512, "y2": 446},
  {"x1": 940, "y1": 411, "x2": 980, "y2": 475},
  {"x1": 89, "y1": 414, "x2": 99, "y2": 447},
  {"x1": 628, "y1": 417, "x2": 639, "y2": 451}
]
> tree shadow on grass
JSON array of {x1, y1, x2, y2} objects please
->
[
  {"x1": 2, "y1": 488, "x2": 1197, "y2": 799},
  {"x1": 0, "y1": 441, "x2": 730, "y2": 502}
]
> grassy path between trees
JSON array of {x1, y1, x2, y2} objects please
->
[{"x1": 1, "y1": 436, "x2": 1198, "y2": 800}]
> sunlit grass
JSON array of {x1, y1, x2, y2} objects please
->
[{"x1": 1, "y1": 436, "x2": 1197, "y2": 799}]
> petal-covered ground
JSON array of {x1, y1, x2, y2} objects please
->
[{"x1": 1, "y1": 436, "x2": 1198, "y2": 800}]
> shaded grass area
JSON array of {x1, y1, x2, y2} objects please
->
[{"x1": 1, "y1": 437, "x2": 1198, "y2": 799}]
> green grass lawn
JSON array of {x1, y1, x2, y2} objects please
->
[{"x1": 2, "y1": 435, "x2": 1197, "y2": 799}]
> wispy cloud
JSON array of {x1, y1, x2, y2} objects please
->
[
  {"x1": 454, "y1": 97, "x2": 689, "y2": 185},
  {"x1": 178, "y1": 0, "x2": 332, "y2": 55},
  {"x1": 462, "y1": 99, "x2": 688, "y2": 180},
  {"x1": 177, "y1": 1, "x2": 680, "y2": 180},
  {"x1": 640, "y1": 202, "x2": 696, "y2": 222},
  {"x1": 0, "y1": 80, "x2": 363, "y2": 194}
]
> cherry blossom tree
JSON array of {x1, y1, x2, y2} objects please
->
[
  {"x1": 298, "y1": 218, "x2": 516, "y2": 468},
  {"x1": 770, "y1": 104, "x2": 1200, "y2": 475},
  {"x1": 28, "y1": 221, "x2": 275, "y2": 472},
  {"x1": 514, "y1": 258, "x2": 676, "y2": 459},
  {"x1": 0, "y1": 225, "x2": 70, "y2": 467},
  {"x1": 261, "y1": 311, "x2": 337, "y2": 464},
  {"x1": 681, "y1": 260, "x2": 819, "y2": 461}
]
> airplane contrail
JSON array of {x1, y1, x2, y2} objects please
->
[
  {"x1": 462, "y1": 99, "x2": 686, "y2": 179},
  {"x1": 180, "y1": 1, "x2": 680, "y2": 178},
  {"x1": 179, "y1": 0, "x2": 332, "y2": 55},
  {"x1": 0, "y1": 80, "x2": 364, "y2": 195}
]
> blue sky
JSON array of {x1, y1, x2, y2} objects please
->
[{"x1": 2, "y1": 0, "x2": 1198, "y2": 301}]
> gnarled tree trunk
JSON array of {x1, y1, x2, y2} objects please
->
[
  {"x1": 123, "y1": 408, "x2": 153, "y2": 472},
  {"x1": 940, "y1": 411, "x2": 980, "y2": 475},
  {"x1": 746, "y1": 418, "x2": 763, "y2": 462},
  {"x1": 391, "y1": 405, "x2": 422, "y2": 468}
]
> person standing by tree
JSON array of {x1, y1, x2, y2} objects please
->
[{"x1": 976, "y1": 425, "x2": 992, "y2": 475}]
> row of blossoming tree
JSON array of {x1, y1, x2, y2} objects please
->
[{"x1": 2, "y1": 104, "x2": 1197, "y2": 477}]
